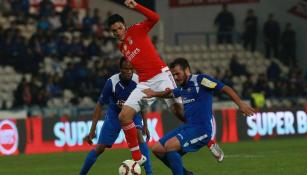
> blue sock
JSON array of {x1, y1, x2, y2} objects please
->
[
  {"x1": 139, "y1": 142, "x2": 153, "y2": 175},
  {"x1": 80, "y1": 150, "x2": 99, "y2": 175},
  {"x1": 166, "y1": 151, "x2": 184, "y2": 175},
  {"x1": 158, "y1": 154, "x2": 190, "y2": 174}
]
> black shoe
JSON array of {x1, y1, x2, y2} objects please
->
[{"x1": 184, "y1": 169, "x2": 193, "y2": 175}]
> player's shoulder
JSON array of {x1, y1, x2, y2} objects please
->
[
  {"x1": 109, "y1": 73, "x2": 121, "y2": 85},
  {"x1": 132, "y1": 73, "x2": 139, "y2": 83},
  {"x1": 198, "y1": 74, "x2": 218, "y2": 89}
]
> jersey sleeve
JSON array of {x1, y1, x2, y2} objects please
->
[
  {"x1": 172, "y1": 87, "x2": 182, "y2": 98},
  {"x1": 198, "y1": 74, "x2": 225, "y2": 92},
  {"x1": 97, "y1": 79, "x2": 113, "y2": 105},
  {"x1": 134, "y1": 4, "x2": 160, "y2": 33}
]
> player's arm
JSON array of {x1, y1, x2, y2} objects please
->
[
  {"x1": 84, "y1": 80, "x2": 112, "y2": 144},
  {"x1": 220, "y1": 86, "x2": 256, "y2": 117},
  {"x1": 140, "y1": 107, "x2": 150, "y2": 141},
  {"x1": 84, "y1": 103, "x2": 103, "y2": 145},
  {"x1": 125, "y1": 0, "x2": 160, "y2": 30},
  {"x1": 200, "y1": 75, "x2": 255, "y2": 117},
  {"x1": 142, "y1": 88, "x2": 186, "y2": 122},
  {"x1": 142, "y1": 88, "x2": 174, "y2": 98}
]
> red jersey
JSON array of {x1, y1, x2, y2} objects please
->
[{"x1": 118, "y1": 4, "x2": 167, "y2": 82}]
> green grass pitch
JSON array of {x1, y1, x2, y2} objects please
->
[{"x1": 1, "y1": 137, "x2": 306, "y2": 175}]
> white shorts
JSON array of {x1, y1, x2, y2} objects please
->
[{"x1": 125, "y1": 67, "x2": 182, "y2": 112}]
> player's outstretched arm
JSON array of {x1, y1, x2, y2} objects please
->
[
  {"x1": 124, "y1": 0, "x2": 160, "y2": 27},
  {"x1": 221, "y1": 85, "x2": 256, "y2": 117},
  {"x1": 84, "y1": 103, "x2": 103, "y2": 145},
  {"x1": 142, "y1": 88, "x2": 173, "y2": 98}
]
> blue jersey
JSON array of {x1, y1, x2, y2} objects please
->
[
  {"x1": 173, "y1": 74, "x2": 224, "y2": 131},
  {"x1": 98, "y1": 73, "x2": 139, "y2": 113}
]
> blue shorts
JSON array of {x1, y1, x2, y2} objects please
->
[
  {"x1": 159, "y1": 124, "x2": 211, "y2": 153},
  {"x1": 97, "y1": 108, "x2": 143, "y2": 147}
]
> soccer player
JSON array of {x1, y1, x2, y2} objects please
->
[
  {"x1": 143, "y1": 58, "x2": 256, "y2": 175},
  {"x1": 107, "y1": 0, "x2": 184, "y2": 164},
  {"x1": 79, "y1": 58, "x2": 153, "y2": 175}
]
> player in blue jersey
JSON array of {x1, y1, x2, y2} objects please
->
[
  {"x1": 79, "y1": 57, "x2": 153, "y2": 175},
  {"x1": 143, "y1": 58, "x2": 255, "y2": 175}
]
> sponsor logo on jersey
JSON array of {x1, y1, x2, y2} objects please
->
[
  {"x1": 201, "y1": 78, "x2": 217, "y2": 88},
  {"x1": 0, "y1": 120, "x2": 19, "y2": 155},
  {"x1": 183, "y1": 98, "x2": 195, "y2": 104},
  {"x1": 126, "y1": 48, "x2": 141, "y2": 61}
]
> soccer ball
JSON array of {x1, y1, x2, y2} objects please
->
[{"x1": 118, "y1": 159, "x2": 141, "y2": 175}]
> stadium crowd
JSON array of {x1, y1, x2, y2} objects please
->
[{"x1": 0, "y1": 1, "x2": 305, "y2": 110}]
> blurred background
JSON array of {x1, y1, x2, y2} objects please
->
[{"x1": 0, "y1": 0, "x2": 306, "y2": 174}]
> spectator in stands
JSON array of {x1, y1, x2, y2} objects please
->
[
  {"x1": 266, "y1": 60, "x2": 281, "y2": 81},
  {"x1": 37, "y1": 16, "x2": 51, "y2": 31},
  {"x1": 63, "y1": 62, "x2": 77, "y2": 90},
  {"x1": 263, "y1": 13, "x2": 280, "y2": 58},
  {"x1": 214, "y1": 4, "x2": 235, "y2": 44},
  {"x1": 288, "y1": 68, "x2": 305, "y2": 97},
  {"x1": 87, "y1": 36, "x2": 101, "y2": 57},
  {"x1": 254, "y1": 73, "x2": 272, "y2": 97},
  {"x1": 46, "y1": 74, "x2": 62, "y2": 97},
  {"x1": 92, "y1": 8, "x2": 101, "y2": 25},
  {"x1": 242, "y1": 75, "x2": 254, "y2": 99},
  {"x1": 48, "y1": 11, "x2": 62, "y2": 31},
  {"x1": 221, "y1": 70, "x2": 234, "y2": 88},
  {"x1": 280, "y1": 23, "x2": 296, "y2": 66},
  {"x1": 14, "y1": 77, "x2": 32, "y2": 107},
  {"x1": 39, "y1": 0, "x2": 54, "y2": 17},
  {"x1": 243, "y1": 9, "x2": 258, "y2": 52},
  {"x1": 82, "y1": 10, "x2": 94, "y2": 35},
  {"x1": 229, "y1": 54, "x2": 249, "y2": 76}
]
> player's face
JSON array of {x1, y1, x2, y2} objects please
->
[
  {"x1": 171, "y1": 65, "x2": 189, "y2": 86},
  {"x1": 120, "y1": 61, "x2": 133, "y2": 81},
  {"x1": 111, "y1": 22, "x2": 126, "y2": 41}
]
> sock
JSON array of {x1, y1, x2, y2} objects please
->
[
  {"x1": 139, "y1": 142, "x2": 153, "y2": 174},
  {"x1": 157, "y1": 154, "x2": 190, "y2": 174},
  {"x1": 122, "y1": 121, "x2": 142, "y2": 161},
  {"x1": 79, "y1": 150, "x2": 99, "y2": 175},
  {"x1": 207, "y1": 139, "x2": 216, "y2": 148},
  {"x1": 166, "y1": 151, "x2": 184, "y2": 175}
]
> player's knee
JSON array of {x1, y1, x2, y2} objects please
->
[
  {"x1": 164, "y1": 138, "x2": 181, "y2": 152},
  {"x1": 95, "y1": 145, "x2": 106, "y2": 155},
  {"x1": 152, "y1": 143, "x2": 166, "y2": 157},
  {"x1": 118, "y1": 107, "x2": 135, "y2": 123}
]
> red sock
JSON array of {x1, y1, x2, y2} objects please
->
[
  {"x1": 207, "y1": 140, "x2": 216, "y2": 148},
  {"x1": 122, "y1": 121, "x2": 142, "y2": 161}
]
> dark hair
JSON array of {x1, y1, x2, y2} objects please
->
[
  {"x1": 108, "y1": 14, "x2": 125, "y2": 28},
  {"x1": 170, "y1": 58, "x2": 190, "y2": 70},
  {"x1": 119, "y1": 57, "x2": 127, "y2": 68}
]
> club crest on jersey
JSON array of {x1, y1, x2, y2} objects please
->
[
  {"x1": 127, "y1": 37, "x2": 133, "y2": 45},
  {"x1": 123, "y1": 44, "x2": 128, "y2": 51},
  {"x1": 201, "y1": 78, "x2": 217, "y2": 88}
]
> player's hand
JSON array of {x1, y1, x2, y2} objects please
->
[
  {"x1": 84, "y1": 132, "x2": 96, "y2": 145},
  {"x1": 142, "y1": 88, "x2": 155, "y2": 98},
  {"x1": 239, "y1": 102, "x2": 256, "y2": 117},
  {"x1": 142, "y1": 126, "x2": 151, "y2": 142},
  {"x1": 116, "y1": 100, "x2": 125, "y2": 108},
  {"x1": 124, "y1": 0, "x2": 137, "y2": 8}
]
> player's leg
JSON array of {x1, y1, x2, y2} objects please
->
[
  {"x1": 207, "y1": 116, "x2": 224, "y2": 162},
  {"x1": 80, "y1": 110, "x2": 121, "y2": 175},
  {"x1": 119, "y1": 85, "x2": 149, "y2": 163},
  {"x1": 79, "y1": 144, "x2": 107, "y2": 175},
  {"x1": 152, "y1": 126, "x2": 192, "y2": 175},
  {"x1": 135, "y1": 116, "x2": 153, "y2": 175},
  {"x1": 164, "y1": 137, "x2": 185, "y2": 175}
]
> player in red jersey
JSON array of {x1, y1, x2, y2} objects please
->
[{"x1": 107, "y1": 0, "x2": 184, "y2": 164}]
